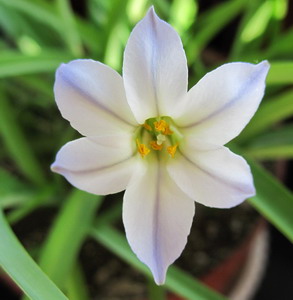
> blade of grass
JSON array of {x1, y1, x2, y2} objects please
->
[
  {"x1": 66, "y1": 263, "x2": 90, "y2": 300},
  {"x1": 248, "y1": 160, "x2": 293, "y2": 242},
  {"x1": 0, "y1": 168, "x2": 34, "y2": 209},
  {"x1": 0, "y1": 90, "x2": 46, "y2": 185},
  {"x1": 0, "y1": 0, "x2": 61, "y2": 32},
  {"x1": 245, "y1": 124, "x2": 293, "y2": 148},
  {"x1": 0, "y1": 0, "x2": 98, "y2": 55},
  {"x1": 239, "y1": 1, "x2": 273, "y2": 44},
  {"x1": 7, "y1": 186, "x2": 55, "y2": 224},
  {"x1": 229, "y1": 0, "x2": 263, "y2": 59},
  {"x1": 55, "y1": 0, "x2": 83, "y2": 57},
  {"x1": 169, "y1": 0, "x2": 197, "y2": 35},
  {"x1": 38, "y1": 190, "x2": 103, "y2": 288},
  {"x1": 0, "y1": 51, "x2": 73, "y2": 78},
  {"x1": 90, "y1": 225, "x2": 227, "y2": 300},
  {"x1": 265, "y1": 28, "x2": 293, "y2": 58},
  {"x1": 266, "y1": 61, "x2": 293, "y2": 85},
  {"x1": 237, "y1": 89, "x2": 293, "y2": 143},
  {"x1": 148, "y1": 278, "x2": 166, "y2": 300},
  {"x1": 187, "y1": 0, "x2": 247, "y2": 62},
  {"x1": 0, "y1": 208, "x2": 68, "y2": 300},
  {"x1": 243, "y1": 125, "x2": 293, "y2": 159},
  {"x1": 245, "y1": 145, "x2": 293, "y2": 160}
]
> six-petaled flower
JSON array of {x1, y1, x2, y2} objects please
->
[{"x1": 51, "y1": 7, "x2": 269, "y2": 284}]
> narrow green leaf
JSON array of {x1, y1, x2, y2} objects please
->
[
  {"x1": 246, "y1": 125, "x2": 293, "y2": 148},
  {"x1": 266, "y1": 61, "x2": 293, "y2": 85},
  {"x1": 0, "y1": 0, "x2": 61, "y2": 32},
  {"x1": 266, "y1": 28, "x2": 293, "y2": 58},
  {"x1": 0, "y1": 90, "x2": 46, "y2": 185},
  {"x1": 230, "y1": 0, "x2": 264, "y2": 59},
  {"x1": 0, "y1": 209, "x2": 68, "y2": 300},
  {"x1": 249, "y1": 160, "x2": 293, "y2": 242},
  {"x1": 243, "y1": 125, "x2": 293, "y2": 159},
  {"x1": 169, "y1": 0, "x2": 197, "y2": 34},
  {"x1": 55, "y1": 0, "x2": 83, "y2": 57},
  {"x1": 148, "y1": 278, "x2": 166, "y2": 300},
  {"x1": 66, "y1": 263, "x2": 90, "y2": 300},
  {"x1": 127, "y1": 0, "x2": 148, "y2": 24},
  {"x1": 245, "y1": 145, "x2": 293, "y2": 159},
  {"x1": 238, "y1": 89, "x2": 293, "y2": 143},
  {"x1": 0, "y1": 168, "x2": 33, "y2": 209},
  {"x1": 187, "y1": 0, "x2": 246, "y2": 61},
  {"x1": 38, "y1": 190, "x2": 103, "y2": 288},
  {"x1": 240, "y1": 1, "x2": 273, "y2": 43},
  {"x1": 0, "y1": 51, "x2": 73, "y2": 78},
  {"x1": 7, "y1": 186, "x2": 55, "y2": 225},
  {"x1": 90, "y1": 225, "x2": 227, "y2": 300}
]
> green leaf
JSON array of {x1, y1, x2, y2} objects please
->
[
  {"x1": 244, "y1": 125, "x2": 293, "y2": 159},
  {"x1": 0, "y1": 208, "x2": 68, "y2": 300},
  {"x1": 0, "y1": 90, "x2": 46, "y2": 185},
  {"x1": 0, "y1": 0, "x2": 61, "y2": 33},
  {"x1": 245, "y1": 145, "x2": 293, "y2": 160},
  {"x1": 0, "y1": 51, "x2": 73, "y2": 78},
  {"x1": 148, "y1": 278, "x2": 166, "y2": 300},
  {"x1": 247, "y1": 124, "x2": 293, "y2": 148},
  {"x1": 187, "y1": 0, "x2": 246, "y2": 61},
  {"x1": 240, "y1": 1, "x2": 273, "y2": 43},
  {"x1": 249, "y1": 160, "x2": 293, "y2": 242},
  {"x1": 266, "y1": 61, "x2": 293, "y2": 85},
  {"x1": 230, "y1": 0, "x2": 266, "y2": 59},
  {"x1": 66, "y1": 263, "x2": 90, "y2": 300},
  {"x1": 38, "y1": 190, "x2": 103, "y2": 288},
  {"x1": 266, "y1": 28, "x2": 293, "y2": 58},
  {"x1": 90, "y1": 225, "x2": 227, "y2": 300},
  {"x1": 55, "y1": 0, "x2": 83, "y2": 57},
  {"x1": 238, "y1": 89, "x2": 293, "y2": 143},
  {"x1": 0, "y1": 168, "x2": 33, "y2": 209},
  {"x1": 7, "y1": 186, "x2": 55, "y2": 225},
  {"x1": 169, "y1": 0, "x2": 197, "y2": 34}
]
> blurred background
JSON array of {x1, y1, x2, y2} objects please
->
[{"x1": 0, "y1": 0, "x2": 292, "y2": 299}]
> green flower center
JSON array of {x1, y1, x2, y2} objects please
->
[{"x1": 135, "y1": 116, "x2": 182, "y2": 158}]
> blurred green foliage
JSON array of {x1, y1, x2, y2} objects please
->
[{"x1": 0, "y1": 0, "x2": 293, "y2": 299}]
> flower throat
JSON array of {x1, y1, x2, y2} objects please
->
[{"x1": 135, "y1": 116, "x2": 181, "y2": 158}]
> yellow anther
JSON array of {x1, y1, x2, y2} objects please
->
[
  {"x1": 167, "y1": 143, "x2": 179, "y2": 158},
  {"x1": 163, "y1": 126, "x2": 173, "y2": 135},
  {"x1": 154, "y1": 120, "x2": 167, "y2": 132},
  {"x1": 136, "y1": 139, "x2": 150, "y2": 158},
  {"x1": 143, "y1": 122, "x2": 152, "y2": 131},
  {"x1": 150, "y1": 141, "x2": 163, "y2": 151},
  {"x1": 154, "y1": 120, "x2": 173, "y2": 135}
]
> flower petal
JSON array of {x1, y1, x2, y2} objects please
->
[
  {"x1": 123, "y1": 7, "x2": 188, "y2": 123},
  {"x1": 54, "y1": 59, "x2": 137, "y2": 136},
  {"x1": 51, "y1": 134, "x2": 137, "y2": 195},
  {"x1": 123, "y1": 158, "x2": 195, "y2": 284},
  {"x1": 167, "y1": 144, "x2": 255, "y2": 208},
  {"x1": 176, "y1": 61, "x2": 269, "y2": 145}
]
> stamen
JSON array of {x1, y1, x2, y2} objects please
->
[
  {"x1": 154, "y1": 120, "x2": 167, "y2": 132},
  {"x1": 143, "y1": 123, "x2": 152, "y2": 131},
  {"x1": 136, "y1": 139, "x2": 150, "y2": 158},
  {"x1": 163, "y1": 126, "x2": 173, "y2": 135},
  {"x1": 150, "y1": 141, "x2": 163, "y2": 151},
  {"x1": 167, "y1": 143, "x2": 179, "y2": 158},
  {"x1": 154, "y1": 120, "x2": 173, "y2": 135}
]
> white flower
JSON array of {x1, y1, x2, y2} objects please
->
[{"x1": 51, "y1": 7, "x2": 269, "y2": 285}]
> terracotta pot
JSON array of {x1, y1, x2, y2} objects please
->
[{"x1": 168, "y1": 219, "x2": 269, "y2": 300}]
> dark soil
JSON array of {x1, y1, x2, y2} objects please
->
[
  {"x1": 79, "y1": 202, "x2": 259, "y2": 300},
  {"x1": 9, "y1": 200, "x2": 259, "y2": 300}
]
